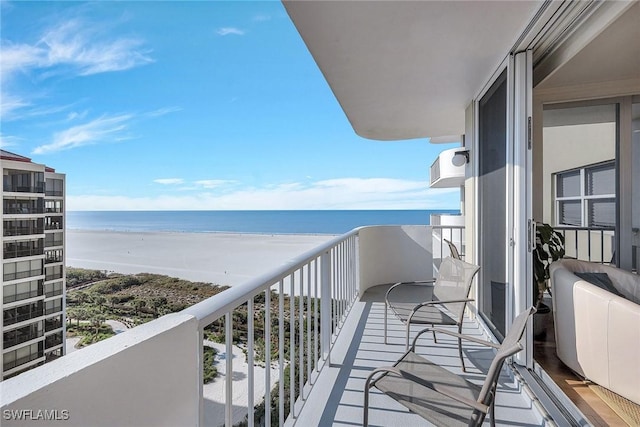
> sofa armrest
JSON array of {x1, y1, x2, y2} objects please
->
[
  {"x1": 572, "y1": 280, "x2": 612, "y2": 388},
  {"x1": 608, "y1": 297, "x2": 640, "y2": 405}
]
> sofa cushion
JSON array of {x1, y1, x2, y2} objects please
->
[{"x1": 575, "y1": 272, "x2": 625, "y2": 298}]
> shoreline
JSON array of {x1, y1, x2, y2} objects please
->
[
  {"x1": 66, "y1": 229, "x2": 334, "y2": 287},
  {"x1": 67, "y1": 227, "x2": 338, "y2": 237}
]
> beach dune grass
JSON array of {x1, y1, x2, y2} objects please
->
[{"x1": 66, "y1": 268, "x2": 323, "y2": 413}]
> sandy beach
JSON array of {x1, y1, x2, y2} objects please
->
[
  {"x1": 66, "y1": 229, "x2": 334, "y2": 287},
  {"x1": 65, "y1": 229, "x2": 330, "y2": 424}
]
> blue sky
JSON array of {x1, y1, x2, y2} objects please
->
[{"x1": 1, "y1": 1, "x2": 460, "y2": 211}]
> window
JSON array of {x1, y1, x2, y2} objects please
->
[
  {"x1": 45, "y1": 178, "x2": 63, "y2": 196},
  {"x1": 2, "y1": 280, "x2": 42, "y2": 304},
  {"x1": 3, "y1": 259, "x2": 43, "y2": 281},
  {"x1": 555, "y1": 161, "x2": 615, "y2": 227}
]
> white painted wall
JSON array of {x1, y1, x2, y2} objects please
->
[
  {"x1": 0, "y1": 313, "x2": 200, "y2": 427},
  {"x1": 541, "y1": 106, "x2": 616, "y2": 224},
  {"x1": 357, "y1": 225, "x2": 433, "y2": 295}
]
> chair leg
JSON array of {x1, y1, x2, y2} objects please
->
[
  {"x1": 432, "y1": 329, "x2": 438, "y2": 343},
  {"x1": 490, "y1": 402, "x2": 496, "y2": 427},
  {"x1": 364, "y1": 376, "x2": 373, "y2": 426},
  {"x1": 490, "y1": 383, "x2": 497, "y2": 427},
  {"x1": 384, "y1": 303, "x2": 388, "y2": 344},
  {"x1": 405, "y1": 321, "x2": 410, "y2": 351},
  {"x1": 457, "y1": 323, "x2": 466, "y2": 372}
]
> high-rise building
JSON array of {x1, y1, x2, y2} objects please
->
[{"x1": 1, "y1": 150, "x2": 65, "y2": 380}]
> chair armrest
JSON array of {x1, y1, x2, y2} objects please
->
[
  {"x1": 385, "y1": 279, "x2": 436, "y2": 305},
  {"x1": 366, "y1": 363, "x2": 489, "y2": 414},
  {"x1": 407, "y1": 298, "x2": 474, "y2": 324},
  {"x1": 412, "y1": 298, "x2": 474, "y2": 311},
  {"x1": 411, "y1": 327, "x2": 501, "y2": 351}
]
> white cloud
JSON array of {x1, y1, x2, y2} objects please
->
[
  {"x1": 145, "y1": 106, "x2": 182, "y2": 118},
  {"x1": 0, "y1": 133, "x2": 21, "y2": 149},
  {"x1": 216, "y1": 27, "x2": 245, "y2": 36},
  {"x1": 154, "y1": 178, "x2": 184, "y2": 185},
  {"x1": 1, "y1": 17, "x2": 153, "y2": 119},
  {"x1": 1, "y1": 19, "x2": 153, "y2": 78},
  {"x1": 67, "y1": 110, "x2": 89, "y2": 121},
  {"x1": 67, "y1": 178, "x2": 460, "y2": 211},
  {"x1": 0, "y1": 91, "x2": 31, "y2": 118},
  {"x1": 32, "y1": 114, "x2": 132, "y2": 154},
  {"x1": 0, "y1": 42, "x2": 44, "y2": 75},
  {"x1": 194, "y1": 179, "x2": 236, "y2": 189},
  {"x1": 38, "y1": 19, "x2": 154, "y2": 76},
  {"x1": 253, "y1": 15, "x2": 271, "y2": 22}
]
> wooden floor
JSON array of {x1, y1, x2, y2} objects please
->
[{"x1": 533, "y1": 308, "x2": 628, "y2": 426}]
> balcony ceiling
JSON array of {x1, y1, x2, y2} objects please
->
[
  {"x1": 283, "y1": 0, "x2": 542, "y2": 141},
  {"x1": 536, "y1": 2, "x2": 640, "y2": 91}
]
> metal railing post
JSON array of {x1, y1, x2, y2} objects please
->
[
  {"x1": 198, "y1": 327, "x2": 205, "y2": 427},
  {"x1": 320, "y1": 250, "x2": 332, "y2": 364},
  {"x1": 225, "y1": 312, "x2": 233, "y2": 427}
]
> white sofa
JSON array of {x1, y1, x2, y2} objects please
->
[{"x1": 550, "y1": 259, "x2": 640, "y2": 405}]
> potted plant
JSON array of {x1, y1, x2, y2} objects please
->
[{"x1": 532, "y1": 222, "x2": 565, "y2": 337}]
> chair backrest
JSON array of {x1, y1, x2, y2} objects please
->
[
  {"x1": 433, "y1": 257, "x2": 480, "y2": 322},
  {"x1": 443, "y1": 239, "x2": 461, "y2": 259},
  {"x1": 477, "y1": 306, "x2": 537, "y2": 407}
]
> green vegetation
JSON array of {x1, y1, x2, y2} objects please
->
[
  {"x1": 66, "y1": 267, "x2": 323, "y2": 416},
  {"x1": 66, "y1": 322, "x2": 115, "y2": 347},
  {"x1": 203, "y1": 346, "x2": 218, "y2": 384},
  {"x1": 66, "y1": 267, "x2": 109, "y2": 289},
  {"x1": 66, "y1": 268, "x2": 229, "y2": 383},
  {"x1": 66, "y1": 270, "x2": 228, "y2": 326}
]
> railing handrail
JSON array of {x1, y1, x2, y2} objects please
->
[
  {"x1": 555, "y1": 225, "x2": 615, "y2": 231},
  {"x1": 183, "y1": 228, "x2": 359, "y2": 328},
  {"x1": 431, "y1": 224, "x2": 464, "y2": 230}
]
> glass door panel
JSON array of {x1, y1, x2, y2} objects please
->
[
  {"x1": 478, "y1": 69, "x2": 508, "y2": 339},
  {"x1": 632, "y1": 101, "x2": 639, "y2": 271}
]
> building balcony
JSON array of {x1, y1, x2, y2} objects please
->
[
  {"x1": 431, "y1": 215, "x2": 465, "y2": 262},
  {"x1": 429, "y1": 147, "x2": 466, "y2": 188},
  {"x1": 3, "y1": 329, "x2": 44, "y2": 350},
  {"x1": 0, "y1": 226, "x2": 549, "y2": 426},
  {"x1": 44, "y1": 239, "x2": 64, "y2": 248},
  {"x1": 3, "y1": 353, "x2": 43, "y2": 374},
  {"x1": 44, "y1": 316, "x2": 64, "y2": 333},
  {"x1": 44, "y1": 306, "x2": 62, "y2": 316},
  {"x1": 44, "y1": 333, "x2": 63, "y2": 350},
  {"x1": 2, "y1": 245, "x2": 44, "y2": 260},
  {"x1": 3, "y1": 290, "x2": 42, "y2": 305},
  {"x1": 3, "y1": 226, "x2": 45, "y2": 238},
  {"x1": 44, "y1": 255, "x2": 63, "y2": 265},
  {"x1": 2, "y1": 207, "x2": 45, "y2": 216},
  {"x1": 3, "y1": 308, "x2": 44, "y2": 327},
  {"x1": 3, "y1": 270, "x2": 44, "y2": 283},
  {"x1": 2, "y1": 185, "x2": 45, "y2": 194}
]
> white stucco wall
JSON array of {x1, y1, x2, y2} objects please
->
[
  {"x1": 1, "y1": 313, "x2": 200, "y2": 427},
  {"x1": 357, "y1": 225, "x2": 433, "y2": 295}
]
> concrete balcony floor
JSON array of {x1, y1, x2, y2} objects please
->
[{"x1": 292, "y1": 285, "x2": 542, "y2": 426}]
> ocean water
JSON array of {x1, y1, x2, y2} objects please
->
[{"x1": 66, "y1": 210, "x2": 459, "y2": 235}]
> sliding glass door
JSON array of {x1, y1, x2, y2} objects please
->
[{"x1": 478, "y1": 69, "x2": 508, "y2": 338}]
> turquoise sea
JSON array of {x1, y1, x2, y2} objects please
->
[{"x1": 66, "y1": 210, "x2": 459, "y2": 235}]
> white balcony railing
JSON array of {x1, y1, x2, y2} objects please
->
[{"x1": 1, "y1": 225, "x2": 434, "y2": 427}]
